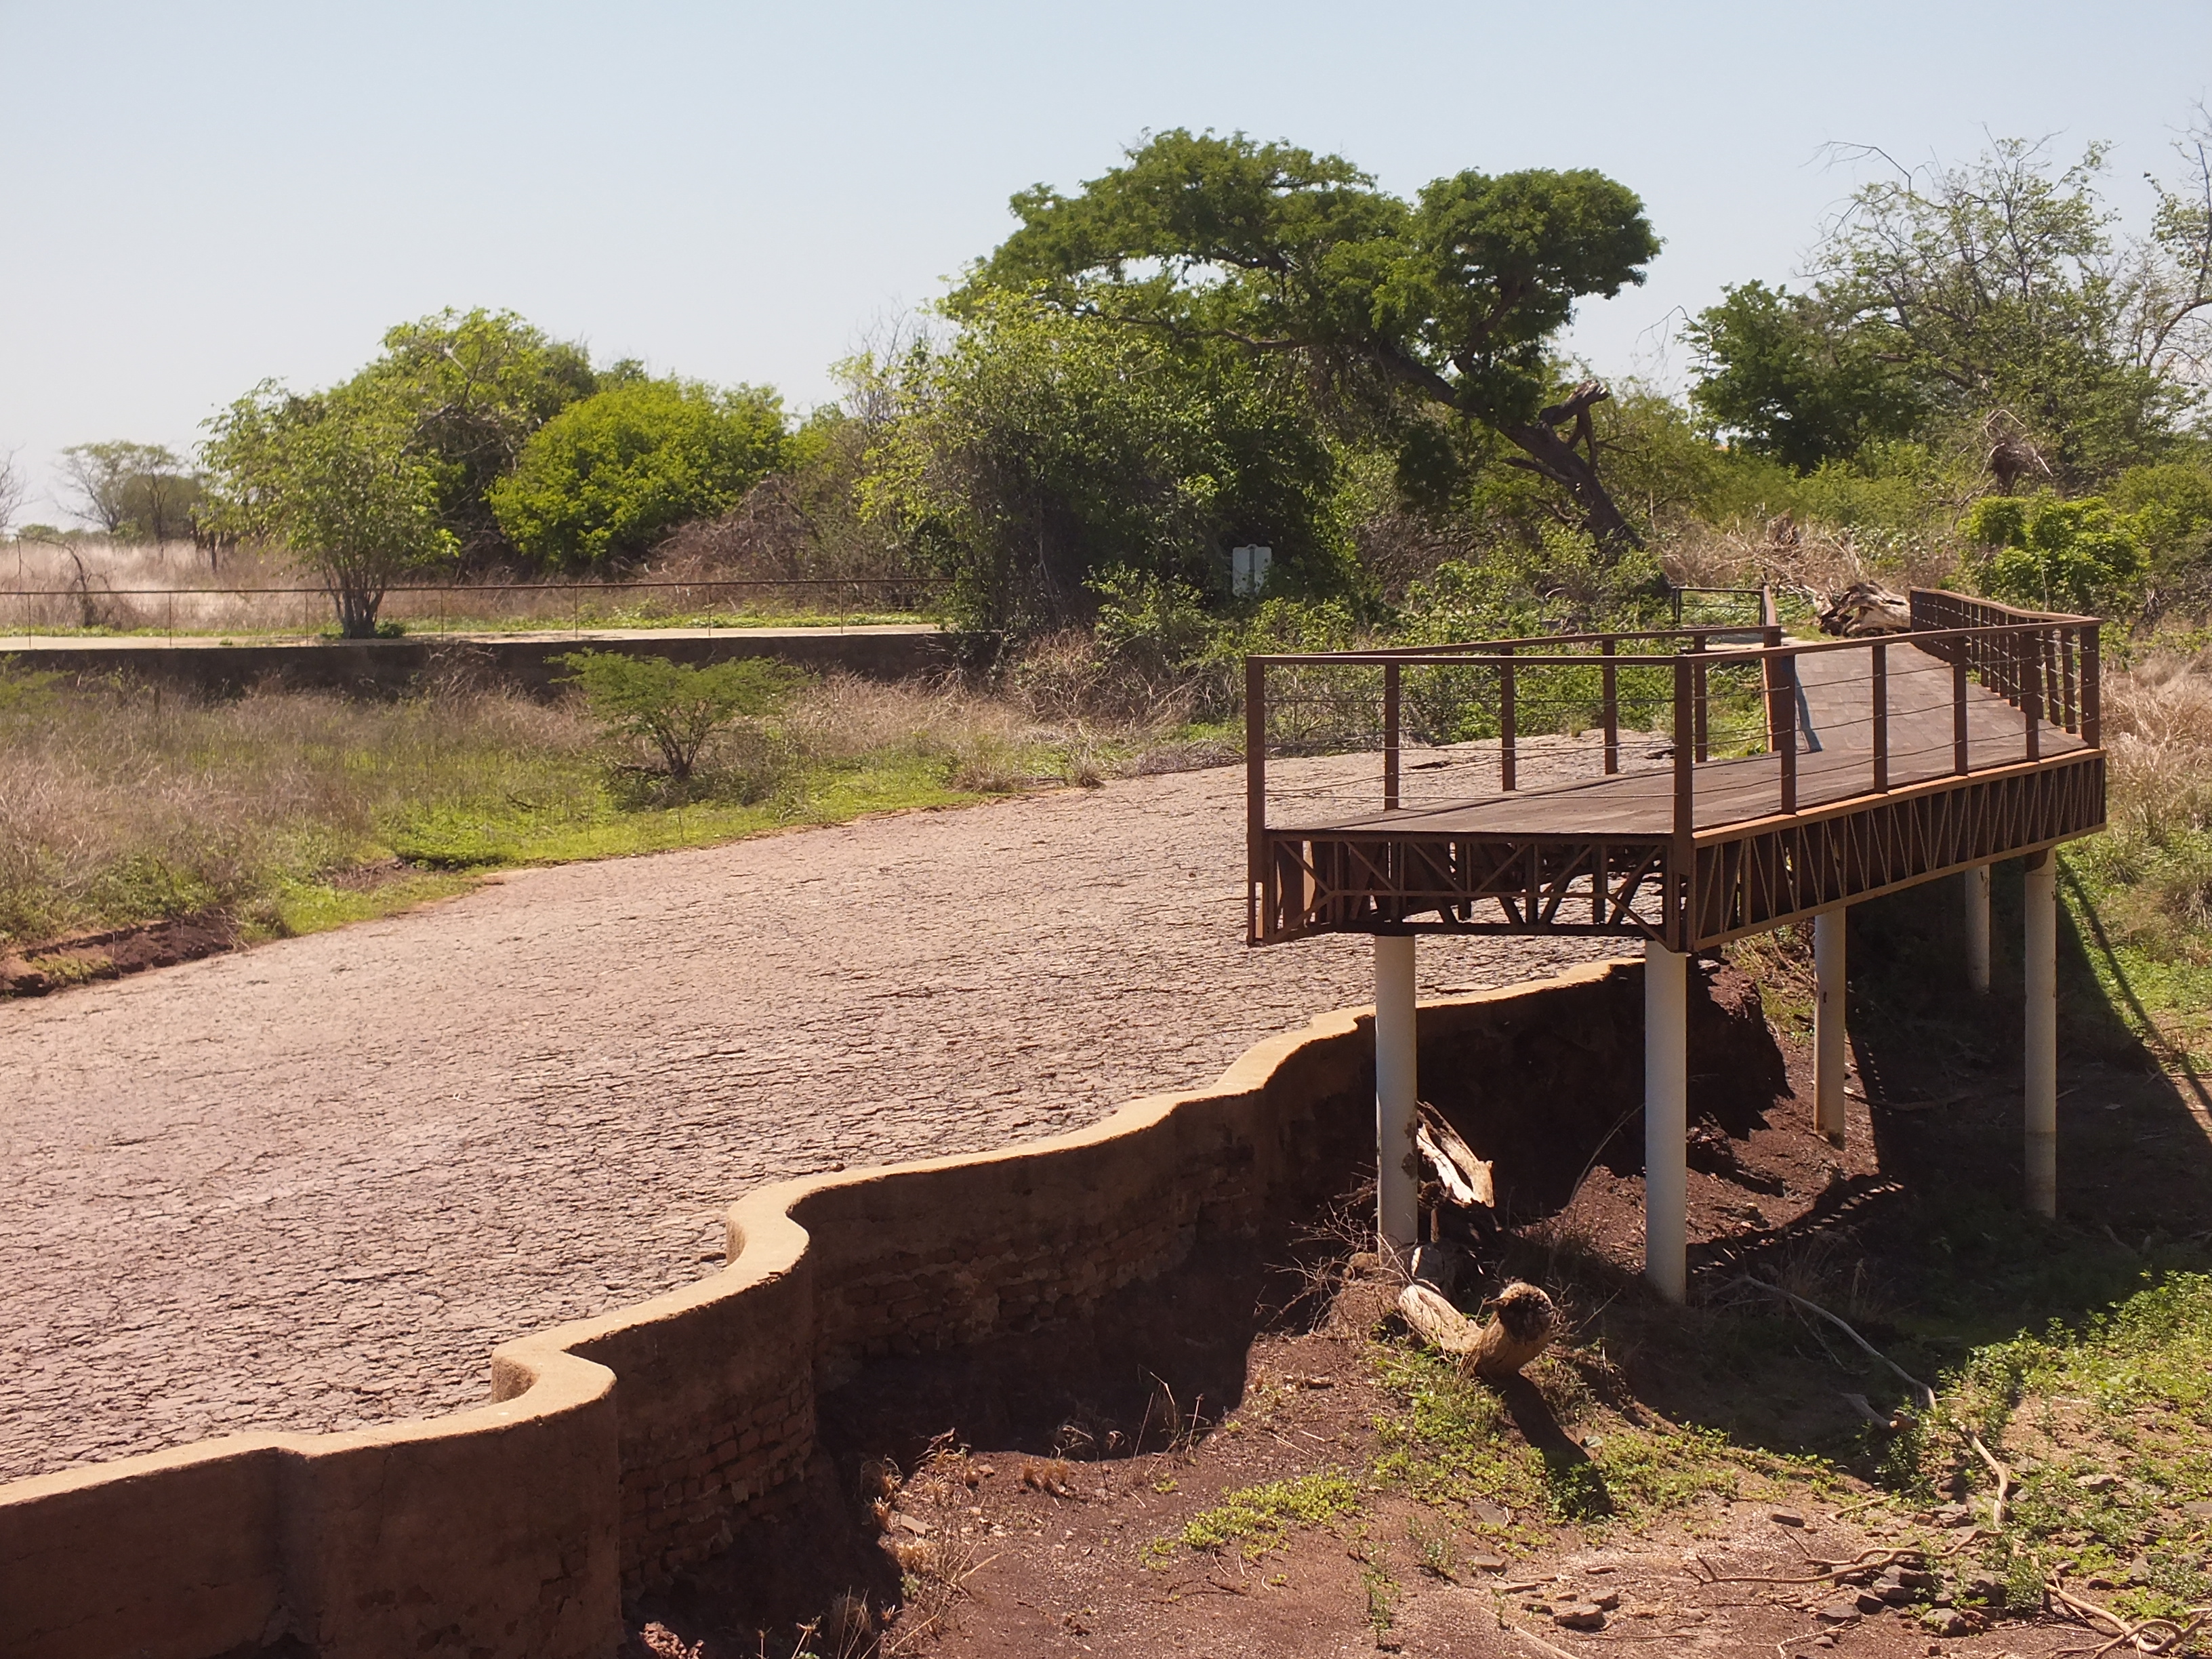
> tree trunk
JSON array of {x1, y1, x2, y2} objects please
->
[{"x1": 1500, "y1": 419, "x2": 1643, "y2": 550}]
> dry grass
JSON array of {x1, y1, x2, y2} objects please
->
[
  {"x1": 0, "y1": 670, "x2": 600, "y2": 945},
  {"x1": 1654, "y1": 513, "x2": 1959, "y2": 623},
  {"x1": 0, "y1": 656, "x2": 1224, "y2": 953},
  {"x1": 0, "y1": 536, "x2": 926, "y2": 636}
]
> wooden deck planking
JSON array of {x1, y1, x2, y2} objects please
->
[{"x1": 1280, "y1": 642, "x2": 2086, "y2": 840}]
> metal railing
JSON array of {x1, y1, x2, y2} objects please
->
[{"x1": 1246, "y1": 587, "x2": 2101, "y2": 856}]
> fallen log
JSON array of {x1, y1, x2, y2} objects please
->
[{"x1": 1396, "y1": 1279, "x2": 1557, "y2": 1378}]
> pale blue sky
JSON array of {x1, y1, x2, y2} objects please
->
[{"x1": 2, "y1": 1, "x2": 2207, "y2": 516}]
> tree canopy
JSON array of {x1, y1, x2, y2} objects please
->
[
  {"x1": 203, "y1": 387, "x2": 454, "y2": 636},
  {"x1": 860, "y1": 292, "x2": 1347, "y2": 635},
  {"x1": 490, "y1": 380, "x2": 790, "y2": 571},
  {"x1": 964, "y1": 129, "x2": 1660, "y2": 546},
  {"x1": 1688, "y1": 136, "x2": 2212, "y2": 480}
]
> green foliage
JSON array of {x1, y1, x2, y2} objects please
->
[
  {"x1": 491, "y1": 380, "x2": 790, "y2": 570},
  {"x1": 1914, "y1": 1275, "x2": 2212, "y2": 1626},
  {"x1": 2110, "y1": 462, "x2": 2212, "y2": 617},
  {"x1": 964, "y1": 127, "x2": 1658, "y2": 544},
  {"x1": 203, "y1": 309, "x2": 617, "y2": 573},
  {"x1": 1166, "y1": 1471, "x2": 1363, "y2": 1559},
  {"x1": 862, "y1": 292, "x2": 1348, "y2": 636},
  {"x1": 203, "y1": 388, "x2": 457, "y2": 636},
  {"x1": 1685, "y1": 281, "x2": 1927, "y2": 470},
  {"x1": 1400, "y1": 523, "x2": 1666, "y2": 640},
  {"x1": 354, "y1": 309, "x2": 603, "y2": 559},
  {"x1": 556, "y1": 650, "x2": 798, "y2": 781},
  {"x1": 1964, "y1": 493, "x2": 2144, "y2": 614},
  {"x1": 1689, "y1": 138, "x2": 2212, "y2": 489}
]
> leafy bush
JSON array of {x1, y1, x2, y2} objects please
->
[
  {"x1": 1964, "y1": 493, "x2": 2144, "y2": 614},
  {"x1": 556, "y1": 651, "x2": 798, "y2": 782},
  {"x1": 493, "y1": 380, "x2": 790, "y2": 570}
]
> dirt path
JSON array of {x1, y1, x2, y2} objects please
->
[{"x1": 0, "y1": 759, "x2": 1618, "y2": 1485}]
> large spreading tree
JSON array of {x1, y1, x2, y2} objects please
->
[{"x1": 964, "y1": 129, "x2": 1662, "y2": 546}]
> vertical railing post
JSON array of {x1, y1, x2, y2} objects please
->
[
  {"x1": 1691, "y1": 634, "x2": 1709, "y2": 762},
  {"x1": 1498, "y1": 646, "x2": 1517, "y2": 792},
  {"x1": 2083, "y1": 623, "x2": 2101, "y2": 748},
  {"x1": 2052, "y1": 628, "x2": 2070, "y2": 734},
  {"x1": 2024, "y1": 627, "x2": 2042, "y2": 762},
  {"x1": 1761, "y1": 623, "x2": 1782, "y2": 752},
  {"x1": 1871, "y1": 639, "x2": 1889, "y2": 792},
  {"x1": 1382, "y1": 661, "x2": 1401, "y2": 811},
  {"x1": 1673, "y1": 654, "x2": 1696, "y2": 950},
  {"x1": 1601, "y1": 638, "x2": 1619, "y2": 775},
  {"x1": 1953, "y1": 655, "x2": 1971, "y2": 775},
  {"x1": 1246, "y1": 657, "x2": 1267, "y2": 942},
  {"x1": 1777, "y1": 650, "x2": 1798, "y2": 813}
]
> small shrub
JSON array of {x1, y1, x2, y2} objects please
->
[{"x1": 556, "y1": 650, "x2": 798, "y2": 781}]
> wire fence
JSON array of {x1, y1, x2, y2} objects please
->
[{"x1": 0, "y1": 576, "x2": 948, "y2": 644}]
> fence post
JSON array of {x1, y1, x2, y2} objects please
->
[
  {"x1": 2024, "y1": 628, "x2": 2042, "y2": 762},
  {"x1": 1954, "y1": 657, "x2": 1971, "y2": 775},
  {"x1": 1761, "y1": 623, "x2": 1782, "y2": 752},
  {"x1": 1776, "y1": 651, "x2": 1798, "y2": 813},
  {"x1": 2083, "y1": 623, "x2": 2101, "y2": 748},
  {"x1": 1690, "y1": 635, "x2": 1709, "y2": 763}
]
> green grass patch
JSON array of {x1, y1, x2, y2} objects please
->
[
  {"x1": 1369, "y1": 1339, "x2": 1832, "y2": 1532},
  {"x1": 1915, "y1": 1273, "x2": 2212, "y2": 1624},
  {"x1": 264, "y1": 870, "x2": 482, "y2": 939},
  {"x1": 1158, "y1": 1472, "x2": 1364, "y2": 1561}
]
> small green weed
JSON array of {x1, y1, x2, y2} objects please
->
[{"x1": 1166, "y1": 1471, "x2": 1363, "y2": 1561}]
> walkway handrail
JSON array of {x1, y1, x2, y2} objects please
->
[{"x1": 1245, "y1": 591, "x2": 2102, "y2": 944}]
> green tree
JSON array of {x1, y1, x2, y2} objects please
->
[
  {"x1": 489, "y1": 379, "x2": 790, "y2": 570},
  {"x1": 1683, "y1": 282, "x2": 1926, "y2": 470},
  {"x1": 202, "y1": 387, "x2": 455, "y2": 636},
  {"x1": 965, "y1": 129, "x2": 1660, "y2": 547},
  {"x1": 1693, "y1": 134, "x2": 2212, "y2": 486},
  {"x1": 203, "y1": 310, "x2": 608, "y2": 570},
  {"x1": 556, "y1": 650, "x2": 796, "y2": 781},
  {"x1": 861, "y1": 292, "x2": 1347, "y2": 636},
  {"x1": 2110, "y1": 461, "x2": 2212, "y2": 619},
  {"x1": 356, "y1": 309, "x2": 604, "y2": 559}
]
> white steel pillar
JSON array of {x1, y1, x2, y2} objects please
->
[
  {"x1": 1644, "y1": 939, "x2": 1688, "y2": 1304},
  {"x1": 1374, "y1": 935, "x2": 1420, "y2": 1252},
  {"x1": 1964, "y1": 864, "x2": 1992, "y2": 994},
  {"x1": 2024, "y1": 853, "x2": 2058, "y2": 1217},
  {"x1": 1814, "y1": 907, "x2": 1848, "y2": 1143}
]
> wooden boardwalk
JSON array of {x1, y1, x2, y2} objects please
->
[
  {"x1": 1247, "y1": 592, "x2": 2107, "y2": 952},
  {"x1": 1292, "y1": 642, "x2": 2087, "y2": 840}
]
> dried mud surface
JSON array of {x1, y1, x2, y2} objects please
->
[{"x1": 0, "y1": 750, "x2": 1618, "y2": 1484}]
